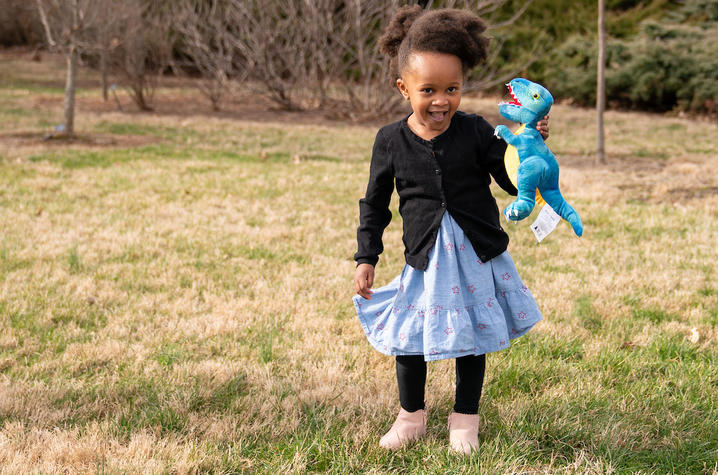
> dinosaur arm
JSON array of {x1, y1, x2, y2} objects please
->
[{"x1": 494, "y1": 125, "x2": 520, "y2": 146}]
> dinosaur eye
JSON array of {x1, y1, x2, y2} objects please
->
[{"x1": 532, "y1": 93, "x2": 540, "y2": 100}]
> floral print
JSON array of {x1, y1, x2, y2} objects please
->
[{"x1": 353, "y1": 212, "x2": 542, "y2": 361}]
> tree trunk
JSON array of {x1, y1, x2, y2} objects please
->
[
  {"x1": 596, "y1": 0, "x2": 606, "y2": 164},
  {"x1": 64, "y1": 44, "x2": 78, "y2": 136},
  {"x1": 101, "y1": 49, "x2": 108, "y2": 101}
]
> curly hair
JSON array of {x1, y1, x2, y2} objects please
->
[{"x1": 378, "y1": 6, "x2": 490, "y2": 83}]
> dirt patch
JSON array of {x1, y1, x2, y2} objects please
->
[
  {"x1": 555, "y1": 152, "x2": 669, "y2": 174},
  {"x1": 614, "y1": 183, "x2": 718, "y2": 204},
  {"x1": 77, "y1": 89, "x2": 400, "y2": 128},
  {"x1": 0, "y1": 131, "x2": 161, "y2": 149},
  {"x1": 666, "y1": 186, "x2": 718, "y2": 202}
]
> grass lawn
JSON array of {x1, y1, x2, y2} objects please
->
[{"x1": 0, "y1": 51, "x2": 717, "y2": 474}]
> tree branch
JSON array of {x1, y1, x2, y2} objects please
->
[{"x1": 35, "y1": 0, "x2": 56, "y2": 48}]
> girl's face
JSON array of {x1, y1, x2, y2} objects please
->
[{"x1": 396, "y1": 52, "x2": 463, "y2": 140}]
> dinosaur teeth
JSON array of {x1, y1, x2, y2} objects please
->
[{"x1": 506, "y1": 84, "x2": 522, "y2": 106}]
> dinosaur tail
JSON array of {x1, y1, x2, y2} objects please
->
[{"x1": 541, "y1": 189, "x2": 583, "y2": 237}]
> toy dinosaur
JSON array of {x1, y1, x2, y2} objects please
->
[{"x1": 494, "y1": 78, "x2": 583, "y2": 237}]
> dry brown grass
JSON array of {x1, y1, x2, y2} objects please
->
[{"x1": 0, "y1": 52, "x2": 716, "y2": 473}]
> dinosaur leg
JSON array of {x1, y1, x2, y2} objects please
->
[
  {"x1": 504, "y1": 157, "x2": 545, "y2": 221},
  {"x1": 540, "y1": 188, "x2": 583, "y2": 237}
]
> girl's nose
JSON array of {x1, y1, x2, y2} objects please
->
[{"x1": 433, "y1": 95, "x2": 448, "y2": 106}]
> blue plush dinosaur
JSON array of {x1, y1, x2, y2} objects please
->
[{"x1": 494, "y1": 78, "x2": 583, "y2": 237}]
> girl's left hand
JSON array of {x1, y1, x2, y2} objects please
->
[{"x1": 537, "y1": 115, "x2": 549, "y2": 140}]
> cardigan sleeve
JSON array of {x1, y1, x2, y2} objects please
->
[
  {"x1": 475, "y1": 117, "x2": 518, "y2": 196},
  {"x1": 354, "y1": 129, "x2": 394, "y2": 267}
]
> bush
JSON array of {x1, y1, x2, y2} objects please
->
[
  {"x1": 0, "y1": 0, "x2": 42, "y2": 46},
  {"x1": 539, "y1": 0, "x2": 718, "y2": 114}
]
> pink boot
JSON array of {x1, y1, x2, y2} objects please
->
[
  {"x1": 448, "y1": 411, "x2": 479, "y2": 454},
  {"x1": 379, "y1": 408, "x2": 427, "y2": 449}
]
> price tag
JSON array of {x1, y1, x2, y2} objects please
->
[{"x1": 531, "y1": 204, "x2": 561, "y2": 242}]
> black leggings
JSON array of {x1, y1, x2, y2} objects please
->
[{"x1": 396, "y1": 354, "x2": 486, "y2": 415}]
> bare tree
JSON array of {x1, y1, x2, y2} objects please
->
[
  {"x1": 292, "y1": 0, "x2": 339, "y2": 109},
  {"x1": 161, "y1": 0, "x2": 538, "y2": 119},
  {"x1": 330, "y1": 0, "x2": 404, "y2": 118},
  {"x1": 99, "y1": 0, "x2": 173, "y2": 111},
  {"x1": 597, "y1": 0, "x2": 607, "y2": 164},
  {"x1": 233, "y1": 0, "x2": 402, "y2": 114},
  {"x1": 173, "y1": 0, "x2": 251, "y2": 111},
  {"x1": 231, "y1": 0, "x2": 306, "y2": 110},
  {"x1": 96, "y1": 12, "x2": 123, "y2": 102},
  {"x1": 36, "y1": 0, "x2": 103, "y2": 136}
]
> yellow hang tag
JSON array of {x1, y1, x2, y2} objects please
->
[{"x1": 503, "y1": 123, "x2": 545, "y2": 207}]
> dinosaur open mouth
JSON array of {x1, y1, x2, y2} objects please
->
[{"x1": 500, "y1": 84, "x2": 522, "y2": 107}]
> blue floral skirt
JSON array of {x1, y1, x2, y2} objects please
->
[{"x1": 353, "y1": 212, "x2": 542, "y2": 361}]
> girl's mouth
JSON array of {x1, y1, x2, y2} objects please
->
[{"x1": 429, "y1": 111, "x2": 447, "y2": 122}]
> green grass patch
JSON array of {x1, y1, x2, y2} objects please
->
[
  {"x1": 114, "y1": 399, "x2": 186, "y2": 438},
  {"x1": 94, "y1": 121, "x2": 166, "y2": 136},
  {"x1": 631, "y1": 307, "x2": 678, "y2": 324},
  {"x1": 1, "y1": 107, "x2": 37, "y2": 117},
  {"x1": 154, "y1": 343, "x2": 187, "y2": 367},
  {"x1": 0, "y1": 246, "x2": 32, "y2": 275},
  {"x1": 188, "y1": 373, "x2": 248, "y2": 413},
  {"x1": 697, "y1": 286, "x2": 715, "y2": 297},
  {"x1": 648, "y1": 334, "x2": 702, "y2": 363},
  {"x1": 575, "y1": 294, "x2": 603, "y2": 333},
  {"x1": 67, "y1": 244, "x2": 81, "y2": 273},
  {"x1": 28, "y1": 144, "x2": 184, "y2": 168}
]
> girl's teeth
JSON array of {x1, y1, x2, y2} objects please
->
[{"x1": 430, "y1": 112, "x2": 445, "y2": 121}]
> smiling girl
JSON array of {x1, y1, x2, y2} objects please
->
[{"x1": 352, "y1": 6, "x2": 548, "y2": 454}]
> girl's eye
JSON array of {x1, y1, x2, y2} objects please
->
[
  {"x1": 448, "y1": 87, "x2": 458, "y2": 93},
  {"x1": 421, "y1": 88, "x2": 433, "y2": 94}
]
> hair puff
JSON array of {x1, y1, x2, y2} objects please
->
[
  {"x1": 378, "y1": 5, "x2": 424, "y2": 58},
  {"x1": 379, "y1": 7, "x2": 491, "y2": 83}
]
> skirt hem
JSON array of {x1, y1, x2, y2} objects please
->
[{"x1": 354, "y1": 295, "x2": 542, "y2": 362}]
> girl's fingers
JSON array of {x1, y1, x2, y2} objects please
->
[
  {"x1": 537, "y1": 116, "x2": 549, "y2": 139},
  {"x1": 358, "y1": 286, "x2": 372, "y2": 300},
  {"x1": 354, "y1": 264, "x2": 375, "y2": 299},
  {"x1": 355, "y1": 278, "x2": 373, "y2": 300},
  {"x1": 361, "y1": 279, "x2": 373, "y2": 299},
  {"x1": 354, "y1": 276, "x2": 367, "y2": 298}
]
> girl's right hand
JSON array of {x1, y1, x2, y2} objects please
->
[{"x1": 354, "y1": 263, "x2": 375, "y2": 300}]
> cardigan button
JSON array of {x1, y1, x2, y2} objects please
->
[
  {"x1": 435, "y1": 169, "x2": 441, "y2": 175},
  {"x1": 440, "y1": 202, "x2": 446, "y2": 208}
]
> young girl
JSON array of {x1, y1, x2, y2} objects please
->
[{"x1": 353, "y1": 6, "x2": 547, "y2": 454}]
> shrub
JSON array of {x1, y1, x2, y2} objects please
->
[
  {"x1": 539, "y1": 0, "x2": 718, "y2": 114},
  {"x1": 0, "y1": 0, "x2": 42, "y2": 46}
]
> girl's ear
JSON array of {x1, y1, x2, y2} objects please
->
[{"x1": 396, "y1": 78, "x2": 410, "y2": 100}]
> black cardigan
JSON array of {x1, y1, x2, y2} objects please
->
[{"x1": 354, "y1": 111, "x2": 518, "y2": 271}]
